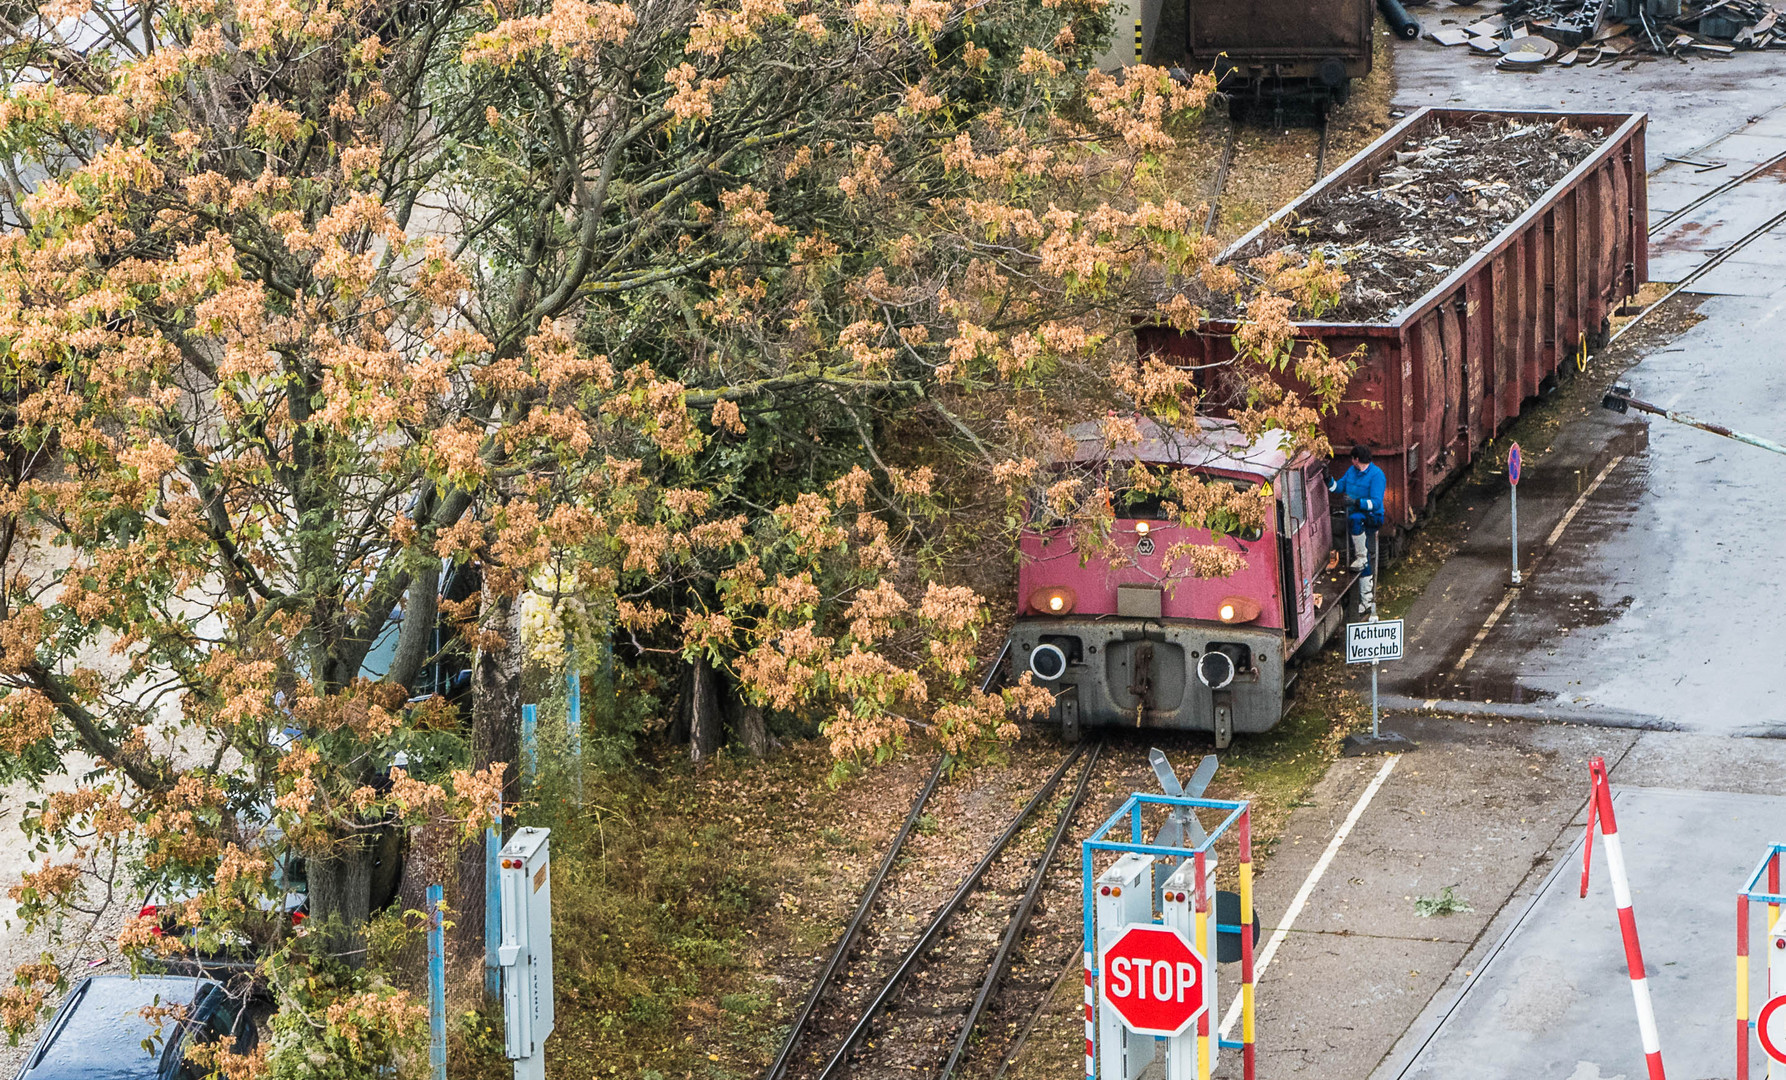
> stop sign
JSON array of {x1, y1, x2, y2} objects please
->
[
  {"x1": 1760, "y1": 994, "x2": 1786, "y2": 1062},
  {"x1": 1098, "y1": 923, "x2": 1207, "y2": 1037}
]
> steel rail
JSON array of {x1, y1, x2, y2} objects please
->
[
  {"x1": 1314, "y1": 113, "x2": 1331, "y2": 184},
  {"x1": 763, "y1": 755, "x2": 947, "y2": 1080},
  {"x1": 1647, "y1": 147, "x2": 1786, "y2": 235},
  {"x1": 1605, "y1": 203, "x2": 1786, "y2": 350},
  {"x1": 1204, "y1": 126, "x2": 1238, "y2": 236},
  {"x1": 938, "y1": 740, "x2": 1104, "y2": 1080},
  {"x1": 987, "y1": 952, "x2": 1081, "y2": 1080},
  {"x1": 813, "y1": 743, "x2": 1088, "y2": 1080}
]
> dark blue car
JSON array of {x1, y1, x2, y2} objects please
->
[{"x1": 13, "y1": 975, "x2": 256, "y2": 1080}]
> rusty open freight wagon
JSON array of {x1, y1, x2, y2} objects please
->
[{"x1": 1138, "y1": 108, "x2": 1648, "y2": 531}]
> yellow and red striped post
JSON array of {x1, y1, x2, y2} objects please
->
[
  {"x1": 1239, "y1": 807, "x2": 1256, "y2": 1080},
  {"x1": 1581, "y1": 756, "x2": 1667, "y2": 1080},
  {"x1": 1770, "y1": 853, "x2": 1780, "y2": 934},
  {"x1": 1194, "y1": 847, "x2": 1210, "y2": 1080},
  {"x1": 1740, "y1": 888, "x2": 1752, "y2": 1079}
]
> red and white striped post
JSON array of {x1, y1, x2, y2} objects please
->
[
  {"x1": 1084, "y1": 949, "x2": 1095, "y2": 1080},
  {"x1": 1580, "y1": 756, "x2": 1666, "y2": 1080}
]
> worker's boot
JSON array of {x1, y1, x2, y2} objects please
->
[
  {"x1": 1349, "y1": 531, "x2": 1369, "y2": 571},
  {"x1": 1359, "y1": 570, "x2": 1376, "y2": 614}
]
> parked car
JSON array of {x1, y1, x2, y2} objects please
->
[
  {"x1": 13, "y1": 975, "x2": 256, "y2": 1080},
  {"x1": 136, "y1": 824, "x2": 311, "y2": 955},
  {"x1": 138, "y1": 800, "x2": 402, "y2": 959}
]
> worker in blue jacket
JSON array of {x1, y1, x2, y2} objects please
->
[{"x1": 1329, "y1": 444, "x2": 1386, "y2": 574}]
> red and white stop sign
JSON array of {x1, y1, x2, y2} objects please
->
[
  {"x1": 1098, "y1": 924, "x2": 1207, "y2": 1037},
  {"x1": 1759, "y1": 994, "x2": 1786, "y2": 1062}
]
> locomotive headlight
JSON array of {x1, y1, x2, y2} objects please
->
[
  {"x1": 1029, "y1": 586, "x2": 1076, "y2": 616},
  {"x1": 1217, "y1": 595, "x2": 1262, "y2": 624},
  {"x1": 1134, "y1": 520, "x2": 1151, "y2": 535}
]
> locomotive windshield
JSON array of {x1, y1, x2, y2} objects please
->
[
  {"x1": 1116, "y1": 472, "x2": 1265, "y2": 541},
  {"x1": 1023, "y1": 466, "x2": 1267, "y2": 541}
]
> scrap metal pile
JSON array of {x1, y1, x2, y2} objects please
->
[
  {"x1": 1422, "y1": 0, "x2": 1786, "y2": 67},
  {"x1": 1215, "y1": 119, "x2": 1604, "y2": 322}
]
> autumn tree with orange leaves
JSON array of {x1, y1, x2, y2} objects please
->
[{"x1": 0, "y1": 0, "x2": 1351, "y2": 1067}]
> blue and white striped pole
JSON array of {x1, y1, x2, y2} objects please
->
[{"x1": 427, "y1": 883, "x2": 446, "y2": 1080}]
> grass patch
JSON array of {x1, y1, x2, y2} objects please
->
[
  {"x1": 1414, "y1": 886, "x2": 1473, "y2": 917},
  {"x1": 465, "y1": 743, "x2": 921, "y2": 1080}
]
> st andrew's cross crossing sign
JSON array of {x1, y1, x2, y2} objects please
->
[{"x1": 1098, "y1": 923, "x2": 1207, "y2": 1037}]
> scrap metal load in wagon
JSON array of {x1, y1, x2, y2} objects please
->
[
  {"x1": 989, "y1": 109, "x2": 1648, "y2": 748},
  {"x1": 1143, "y1": 109, "x2": 1646, "y2": 542}
]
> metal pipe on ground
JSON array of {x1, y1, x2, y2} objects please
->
[
  {"x1": 1378, "y1": 0, "x2": 1422, "y2": 39},
  {"x1": 1602, "y1": 387, "x2": 1786, "y2": 458}
]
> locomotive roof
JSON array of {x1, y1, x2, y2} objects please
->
[{"x1": 1061, "y1": 417, "x2": 1300, "y2": 480}]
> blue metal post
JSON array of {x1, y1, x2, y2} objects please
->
[
  {"x1": 484, "y1": 796, "x2": 502, "y2": 999},
  {"x1": 566, "y1": 666, "x2": 583, "y2": 803},
  {"x1": 521, "y1": 703, "x2": 538, "y2": 784},
  {"x1": 427, "y1": 883, "x2": 446, "y2": 1080}
]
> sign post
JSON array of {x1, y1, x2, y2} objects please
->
[
  {"x1": 1508, "y1": 442, "x2": 1523, "y2": 586},
  {"x1": 1346, "y1": 619, "x2": 1404, "y2": 739}
]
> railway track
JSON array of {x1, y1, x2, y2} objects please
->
[
  {"x1": 1203, "y1": 111, "x2": 1332, "y2": 238},
  {"x1": 1203, "y1": 126, "x2": 1238, "y2": 236},
  {"x1": 1605, "y1": 141, "x2": 1786, "y2": 350},
  {"x1": 765, "y1": 742, "x2": 1104, "y2": 1080}
]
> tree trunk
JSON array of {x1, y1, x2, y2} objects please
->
[
  {"x1": 391, "y1": 818, "x2": 453, "y2": 982},
  {"x1": 452, "y1": 591, "x2": 521, "y2": 966},
  {"x1": 689, "y1": 657, "x2": 722, "y2": 765},
  {"x1": 666, "y1": 660, "x2": 692, "y2": 745},
  {"x1": 307, "y1": 838, "x2": 373, "y2": 967},
  {"x1": 736, "y1": 702, "x2": 768, "y2": 757}
]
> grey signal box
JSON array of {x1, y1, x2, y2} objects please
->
[{"x1": 498, "y1": 827, "x2": 554, "y2": 1080}]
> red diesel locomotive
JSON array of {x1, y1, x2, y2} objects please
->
[{"x1": 999, "y1": 419, "x2": 1361, "y2": 747}]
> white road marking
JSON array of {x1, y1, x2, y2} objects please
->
[
  {"x1": 1543, "y1": 455, "x2": 1624, "y2": 550},
  {"x1": 1451, "y1": 590, "x2": 1518, "y2": 673},
  {"x1": 1453, "y1": 453, "x2": 1625, "y2": 674},
  {"x1": 1219, "y1": 754, "x2": 1401, "y2": 1039}
]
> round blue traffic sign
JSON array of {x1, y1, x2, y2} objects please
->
[{"x1": 1508, "y1": 443, "x2": 1521, "y2": 486}]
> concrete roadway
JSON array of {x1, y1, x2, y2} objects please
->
[{"x1": 1210, "y1": 34, "x2": 1786, "y2": 1080}]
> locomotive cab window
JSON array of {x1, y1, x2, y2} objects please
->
[
  {"x1": 1115, "y1": 489, "x2": 1171, "y2": 520},
  {"x1": 1283, "y1": 473, "x2": 1306, "y2": 533}
]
